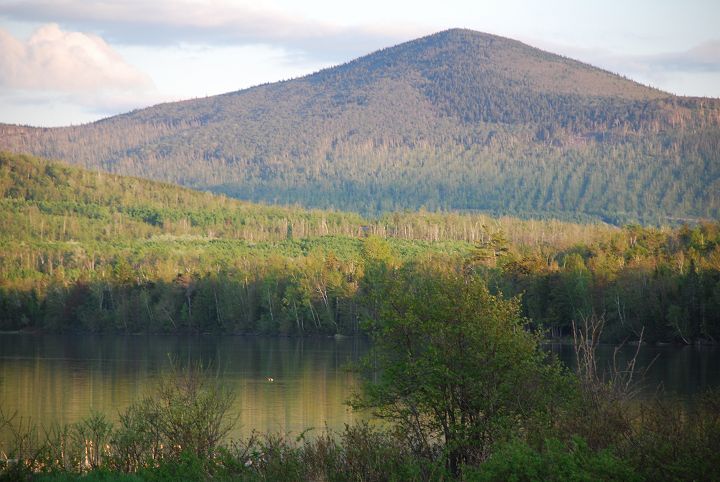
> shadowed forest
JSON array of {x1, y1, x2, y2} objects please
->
[{"x1": 2, "y1": 152, "x2": 719, "y2": 343}]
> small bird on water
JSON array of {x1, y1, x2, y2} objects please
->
[{"x1": 267, "y1": 377, "x2": 274, "y2": 382}]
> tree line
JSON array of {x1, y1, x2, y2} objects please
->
[{"x1": 1, "y1": 153, "x2": 719, "y2": 342}]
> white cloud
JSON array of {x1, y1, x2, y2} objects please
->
[
  {"x1": 0, "y1": 23, "x2": 154, "y2": 91},
  {"x1": 0, "y1": 23, "x2": 162, "y2": 126}
]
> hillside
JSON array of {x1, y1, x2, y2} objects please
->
[
  {"x1": 1, "y1": 152, "x2": 719, "y2": 343},
  {"x1": 0, "y1": 151, "x2": 615, "y2": 247},
  {"x1": 1, "y1": 28, "x2": 719, "y2": 223}
]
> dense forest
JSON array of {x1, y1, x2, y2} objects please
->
[
  {"x1": 1, "y1": 152, "x2": 719, "y2": 343},
  {"x1": 1, "y1": 29, "x2": 719, "y2": 223}
]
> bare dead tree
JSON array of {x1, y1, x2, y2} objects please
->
[{"x1": 569, "y1": 312, "x2": 657, "y2": 449}]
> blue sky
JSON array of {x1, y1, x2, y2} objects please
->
[{"x1": 1, "y1": 0, "x2": 719, "y2": 126}]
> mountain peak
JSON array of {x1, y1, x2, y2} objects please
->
[
  {"x1": 309, "y1": 27, "x2": 667, "y2": 102},
  {"x1": 0, "y1": 29, "x2": 717, "y2": 223},
  {"x1": 419, "y1": 27, "x2": 504, "y2": 41}
]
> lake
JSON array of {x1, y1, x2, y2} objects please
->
[
  {"x1": 1, "y1": 334, "x2": 718, "y2": 443},
  {"x1": 0, "y1": 334, "x2": 368, "y2": 442}
]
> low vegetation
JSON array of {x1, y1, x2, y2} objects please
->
[{"x1": 2, "y1": 262, "x2": 719, "y2": 480}]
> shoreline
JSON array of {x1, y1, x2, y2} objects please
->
[{"x1": 1, "y1": 330, "x2": 715, "y2": 346}]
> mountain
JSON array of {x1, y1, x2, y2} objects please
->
[{"x1": 1, "y1": 28, "x2": 719, "y2": 223}]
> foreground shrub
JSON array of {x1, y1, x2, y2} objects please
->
[
  {"x1": 354, "y1": 257, "x2": 571, "y2": 475},
  {"x1": 467, "y1": 437, "x2": 640, "y2": 482},
  {"x1": 143, "y1": 362, "x2": 236, "y2": 460},
  {"x1": 213, "y1": 422, "x2": 435, "y2": 481},
  {"x1": 619, "y1": 389, "x2": 720, "y2": 481}
]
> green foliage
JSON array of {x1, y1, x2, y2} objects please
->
[
  {"x1": 9, "y1": 418, "x2": 432, "y2": 481},
  {"x1": 467, "y1": 437, "x2": 640, "y2": 481},
  {"x1": 1, "y1": 152, "x2": 719, "y2": 342},
  {"x1": 35, "y1": 470, "x2": 143, "y2": 481},
  {"x1": 134, "y1": 451, "x2": 207, "y2": 482},
  {"x1": 619, "y1": 389, "x2": 720, "y2": 481},
  {"x1": 128, "y1": 362, "x2": 236, "y2": 460},
  {"x1": 354, "y1": 257, "x2": 570, "y2": 475}
]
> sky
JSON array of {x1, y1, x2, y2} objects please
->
[{"x1": 1, "y1": 0, "x2": 719, "y2": 127}]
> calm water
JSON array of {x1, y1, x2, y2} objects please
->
[
  {"x1": 0, "y1": 334, "x2": 718, "y2": 443},
  {"x1": 548, "y1": 343, "x2": 720, "y2": 401},
  {"x1": 0, "y1": 334, "x2": 368, "y2": 441}
]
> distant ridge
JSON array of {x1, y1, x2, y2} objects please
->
[{"x1": 1, "y1": 28, "x2": 719, "y2": 223}]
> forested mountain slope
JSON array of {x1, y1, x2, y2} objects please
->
[
  {"x1": 0, "y1": 151, "x2": 614, "y2": 246},
  {"x1": 1, "y1": 29, "x2": 719, "y2": 223},
  {"x1": 2, "y1": 152, "x2": 719, "y2": 343}
]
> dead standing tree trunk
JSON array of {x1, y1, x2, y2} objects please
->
[{"x1": 570, "y1": 312, "x2": 656, "y2": 449}]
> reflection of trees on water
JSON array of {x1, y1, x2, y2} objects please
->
[
  {"x1": 0, "y1": 335, "x2": 369, "y2": 442},
  {"x1": 548, "y1": 342, "x2": 720, "y2": 401}
]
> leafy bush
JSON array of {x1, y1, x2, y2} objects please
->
[
  {"x1": 354, "y1": 256, "x2": 571, "y2": 475},
  {"x1": 467, "y1": 437, "x2": 640, "y2": 481},
  {"x1": 136, "y1": 362, "x2": 236, "y2": 459},
  {"x1": 619, "y1": 389, "x2": 720, "y2": 481}
]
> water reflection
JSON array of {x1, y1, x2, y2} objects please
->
[
  {"x1": 0, "y1": 335, "x2": 369, "y2": 441},
  {"x1": 2, "y1": 335, "x2": 718, "y2": 446},
  {"x1": 548, "y1": 343, "x2": 720, "y2": 401}
]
